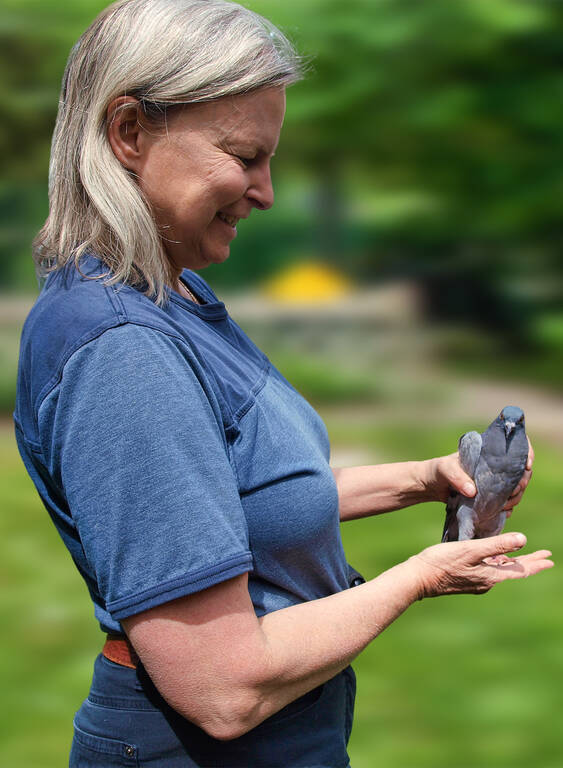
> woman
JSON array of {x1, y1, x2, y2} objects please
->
[{"x1": 15, "y1": 1, "x2": 551, "y2": 766}]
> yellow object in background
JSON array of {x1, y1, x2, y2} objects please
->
[{"x1": 262, "y1": 261, "x2": 353, "y2": 304}]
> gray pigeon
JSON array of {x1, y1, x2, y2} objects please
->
[{"x1": 442, "y1": 406, "x2": 529, "y2": 542}]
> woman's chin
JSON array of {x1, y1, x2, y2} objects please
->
[
  {"x1": 170, "y1": 246, "x2": 232, "y2": 272},
  {"x1": 203, "y1": 247, "x2": 232, "y2": 268}
]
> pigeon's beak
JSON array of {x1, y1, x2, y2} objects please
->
[{"x1": 504, "y1": 420, "x2": 516, "y2": 438}]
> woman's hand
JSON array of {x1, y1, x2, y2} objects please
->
[
  {"x1": 423, "y1": 438, "x2": 535, "y2": 512},
  {"x1": 422, "y1": 452, "x2": 477, "y2": 503},
  {"x1": 411, "y1": 532, "x2": 553, "y2": 599}
]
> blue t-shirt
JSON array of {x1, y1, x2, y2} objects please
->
[{"x1": 15, "y1": 254, "x2": 354, "y2": 634}]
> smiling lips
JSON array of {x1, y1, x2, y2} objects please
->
[{"x1": 217, "y1": 212, "x2": 239, "y2": 229}]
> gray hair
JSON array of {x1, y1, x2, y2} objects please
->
[{"x1": 35, "y1": 0, "x2": 303, "y2": 303}]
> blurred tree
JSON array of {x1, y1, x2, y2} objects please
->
[
  {"x1": 0, "y1": 0, "x2": 111, "y2": 182},
  {"x1": 248, "y1": 0, "x2": 562, "y2": 331},
  {"x1": 0, "y1": 0, "x2": 108, "y2": 287}
]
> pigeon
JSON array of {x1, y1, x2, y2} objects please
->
[{"x1": 442, "y1": 406, "x2": 529, "y2": 542}]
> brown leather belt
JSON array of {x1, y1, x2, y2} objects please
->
[{"x1": 102, "y1": 634, "x2": 139, "y2": 669}]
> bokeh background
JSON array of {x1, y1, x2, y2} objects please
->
[{"x1": 1, "y1": 0, "x2": 562, "y2": 766}]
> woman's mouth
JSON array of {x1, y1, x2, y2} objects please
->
[{"x1": 217, "y1": 212, "x2": 239, "y2": 229}]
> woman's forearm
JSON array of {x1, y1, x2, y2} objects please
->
[
  {"x1": 333, "y1": 461, "x2": 435, "y2": 521},
  {"x1": 125, "y1": 564, "x2": 422, "y2": 740},
  {"x1": 252, "y1": 560, "x2": 420, "y2": 721},
  {"x1": 125, "y1": 533, "x2": 551, "y2": 741}
]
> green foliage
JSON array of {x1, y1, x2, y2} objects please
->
[{"x1": 251, "y1": 0, "x2": 563, "y2": 243}]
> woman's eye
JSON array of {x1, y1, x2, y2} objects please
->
[{"x1": 235, "y1": 155, "x2": 253, "y2": 167}]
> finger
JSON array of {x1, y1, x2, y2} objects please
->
[
  {"x1": 480, "y1": 552, "x2": 553, "y2": 585},
  {"x1": 508, "y1": 481, "x2": 523, "y2": 499},
  {"x1": 504, "y1": 495, "x2": 520, "y2": 510},
  {"x1": 447, "y1": 454, "x2": 476, "y2": 497},
  {"x1": 465, "y1": 532, "x2": 527, "y2": 560},
  {"x1": 504, "y1": 491, "x2": 523, "y2": 511},
  {"x1": 506, "y1": 489, "x2": 521, "y2": 503},
  {"x1": 517, "y1": 549, "x2": 552, "y2": 561},
  {"x1": 521, "y1": 470, "x2": 532, "y2": 492},
  {"x1": 504, "y1": 469, "x2": 532, "y2": 510},
  {"x1": 509, "y1": 469, "x2": 532, "y2": 497},
  {"x1": 526, "y1": 438, "x2": 534, "y2": 471},
  {"x1": 484, "y1": 550, "x2": 551, "y2": 567},
  {"x1": 497, "y1": 554, "x2": 553, "y2": 580}
]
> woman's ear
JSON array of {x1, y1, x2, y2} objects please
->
[{"x1": 106, "y1": 96, "x2": 144, "y2": 172}]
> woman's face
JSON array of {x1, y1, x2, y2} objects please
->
[{"x1": 132, "y1": 87, "x2": 286, "y2": 274}]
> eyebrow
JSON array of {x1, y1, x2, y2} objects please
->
[
  {"x1": 219, "y1": 114, "x2": 279, "y2": 157},
  {"x1": 222, "y1": 136, "x2": 277, "y2": 158}
]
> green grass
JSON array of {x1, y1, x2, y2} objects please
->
[{"x1": 1, "y1": 419, "x2": 561, "y2": 768}]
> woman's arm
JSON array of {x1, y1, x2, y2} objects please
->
[
  {"x1": 334, "y1": 447, "x2": 534, "y2": 522},
  {"x1": 123, "y1": 532, "x2": 551, "y2": 741},
  {"x1": 333, "y1": 455, "x2": 475, "y2": 521}
]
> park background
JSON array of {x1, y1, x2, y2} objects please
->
[{"x1": 1, "y1": 0, "x2": 562, "y2": 766}]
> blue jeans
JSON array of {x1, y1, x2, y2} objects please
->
[{"x1": 70, "y1": 654, "x2": 355, "y2": 767}]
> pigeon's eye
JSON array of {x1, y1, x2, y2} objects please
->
[
  {"x1": 518, "y1": 415, "x2": 524, "y2": 423},
  {"x1": 500, "y1": 413, "x2": 505, "y2": 420}
]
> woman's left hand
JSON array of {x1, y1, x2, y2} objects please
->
[{"x1": 423, "y1": 438, "x2": 534, "y2": 511}]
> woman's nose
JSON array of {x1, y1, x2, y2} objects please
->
[{"x1": 246, "y1": 163, "x2": 274, "y2": 210}]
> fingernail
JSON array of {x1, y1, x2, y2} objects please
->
[
  {"x1": 513, "y1": 533, "x2": 526, "y2": 548},
  {"x1": 462, "y1": 482, "x2": 476, "y2": 496}
]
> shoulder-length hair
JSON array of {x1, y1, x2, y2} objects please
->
[{"x1": 35, "y1": 0, "x2": 302, "y2": 303}]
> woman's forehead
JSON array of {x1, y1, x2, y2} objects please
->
[{"x1": 170, "y1": 88, "x2": 286, "y2": 149}]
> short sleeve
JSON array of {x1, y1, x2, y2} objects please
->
[{"x1": 42, "y1": 324, "x2": 252, "y2": 621}]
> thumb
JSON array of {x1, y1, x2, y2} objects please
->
[
  {"x1": 469, "y1": 532, "x2": 527, "y2": 560},
  {"x1": 447, "y1": 454, "x2": 476, "y2": 497}
]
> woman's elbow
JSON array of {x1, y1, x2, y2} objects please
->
[
  {"x1": 203, "y1": 718, "x2": 254, "y2": 742},
  {"x1": 171, "y1": 688, "x2": 267, "y2": 741}
]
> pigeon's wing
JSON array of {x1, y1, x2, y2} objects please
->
[
  {"x1": 441, "y1": 431, "x2": 482, "y2": 542},
  {"x1": 458, "y1": 431, "x2": 482, "y2": 479}
]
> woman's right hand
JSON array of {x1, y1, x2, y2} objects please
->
[{"x1": 410, "y1": 533, "x2": 553, "y2": 599}]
